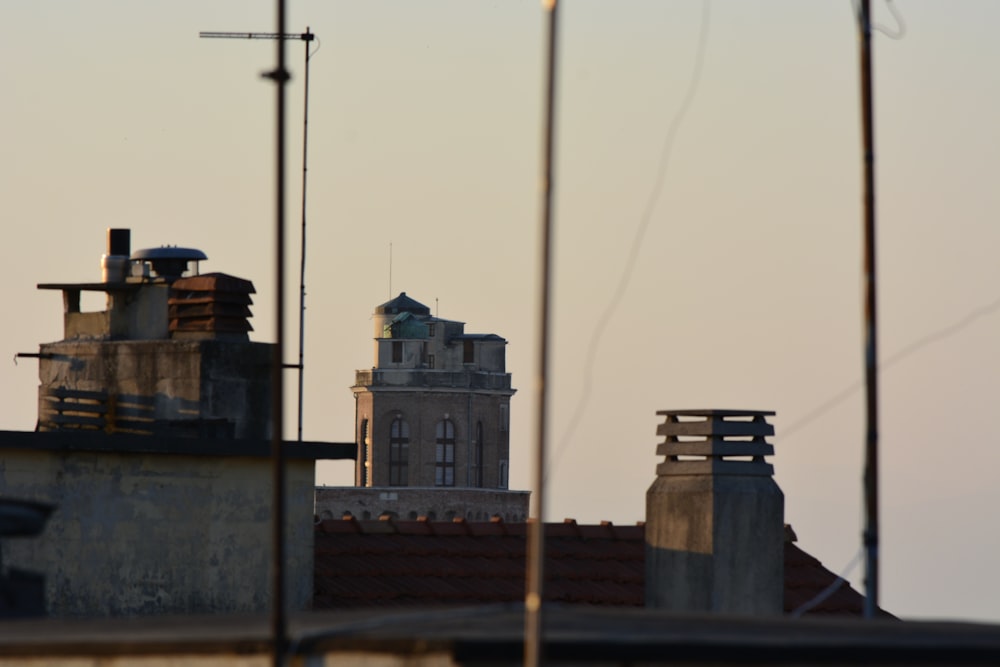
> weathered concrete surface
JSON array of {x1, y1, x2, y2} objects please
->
[
  {"x1": 645, "y1": 473, "x2": 784, "y2": 615},
  {"x1": 2, "y1": 606, "x2": 1000, "y2": 667},
  {"x1": 37, "y1": 339, "x2": 272, "y2": 439},
  {"x1": 315, "y1": 486, "x2": 529, "y2": 522},
  {"x1": 645, "y1": 410, "x2": 784, "y2": 616},
  {"x1": 0, "y1": 444, "x2": 314, "y2": 617}
]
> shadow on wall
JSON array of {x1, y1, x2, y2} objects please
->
[
  {"x1": 321, "y1": 509, "x2": 526, "y2": 522},
  {"x1": 38, "y1": 388, "x2": 234, "y2": 439}
]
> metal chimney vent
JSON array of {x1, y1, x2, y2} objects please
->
[{"x1": 131, "y1": 246, "x2": 207, "y2": 281}]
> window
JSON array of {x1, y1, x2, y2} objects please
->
[
  {"x1": 435, "y1": 419, "x2": 455, "y2": 486},
  {"x1": 428, "y1": 354, "x2": 435, "y2": 369},
  {"x1": 428, "y1": 323, "x2": 436, "y2": 337},
  {"x1": 463, "y1": 339, "x2": 474, "y2": 364},
  {"x1": 392, "y1": 341, "x2": 403, "y2": 363},
  {"x1": 499, "y1": 403, "x2": 509, "y2": 433},
  {"x1": 389, "y1": 417, "x2": 409, "y2": 486},
  {"x1": 359, "y1": 419, "x2": 370, "y2": 487},
  {"x1": 499, "y1": 460, "x2": 509, "y2": 490},
  {"x1": 474, "y1": 421, "x2": 484, "y2": 488}
]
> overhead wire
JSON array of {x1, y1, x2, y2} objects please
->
[
  {"x1": 782, "y1": 294, "x2": 1000, "y2": 439},
  {"x1": 548, "y1": 0, "x2": 711, "y2": 480},
  {"x1": 790, "y1": 546, "x2": 865, "y2": 618},
  {"x1": 538, "y1": 0, "x2": 924, "y2": 620},
  {"x1": 853, "y1": 0, "x2": 906, "y2": 40},
  {"x1": 874, "y1": 0, "x2": 905, "y2": 39}
]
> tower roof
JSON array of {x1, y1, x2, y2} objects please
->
[{"x1": 375, "y1": 292, "x2": 431, "y2": 316}]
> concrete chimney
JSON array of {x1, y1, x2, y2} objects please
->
[{"x1": 645, "y1": 409, "x2": 783, "y2": 615}]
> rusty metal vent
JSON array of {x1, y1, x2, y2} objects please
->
[{"x1": 168, "y1": 273, "x2": 255, "y2": 340}]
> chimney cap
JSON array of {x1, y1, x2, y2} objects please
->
[
  {"x1": 656, "y1": 409, "x2": 775, "y2": 418},
  {"x1": 656, "y1": 409, "x2": 776, "y2": 477},
  {"x1": 131, "y1": 246, "x2": 207, "y2": 280},
  {"x1": 131, "y1": 247, "x2": 207, "y2": 262}
]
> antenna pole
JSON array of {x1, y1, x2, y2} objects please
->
[
  {"x1": 295, "y1": 27, "x2": 314, "y2": 443},
  {"x1": 270, "y1": 2, "x2": 289, "y2": 663},
  {"x1": 526, "y1": 1, "x2": 560, "y2": 665},
  {"x1": 857, "y1": 0, "x2": 880, "y2": 619},
  {"x1": 199, "y1": 27, "x2": 317, "y2": 444},
  {"x1": 389, "y1": 243, "x2": 393, "y2": 298}
]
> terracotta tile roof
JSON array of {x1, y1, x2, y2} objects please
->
[{"x1": 314, "y1": 518, "x2": 888, "y2": 616}]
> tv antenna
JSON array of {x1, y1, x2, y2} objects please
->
[{"x1": 199, "y1": 27, "x2": 319, "y2": 443}]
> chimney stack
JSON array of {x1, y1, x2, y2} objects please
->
[
  {"x1": 101, "y1": 228, "x2": 131, "y2": 283},
  {"x1": 645, "y1": 409, "x2": 783, "y2": 615}
]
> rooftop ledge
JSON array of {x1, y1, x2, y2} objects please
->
[
  {"x1": 37, "y1": 282, "x2": 144, "y2": 292},
  {"x1": 0, "y1": 430, "x2": 356, "y2": 461},
  {"x1": 0, "y1": 608, "x2": 998, "y2": 662}
]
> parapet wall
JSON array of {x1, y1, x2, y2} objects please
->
[
  {"x1": 316, "y1": 486, "x2": 529, "y2": 523},
  {"x1": 37, "y1": 339, "x2": 272, "y2": 440},
  {"x1": 0, "y1": 432, "x2": 318, "y2": 617}
]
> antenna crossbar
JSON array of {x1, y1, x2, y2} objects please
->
[{"x1": 199, "y1": 31, "x2": 314, "y2": 41}]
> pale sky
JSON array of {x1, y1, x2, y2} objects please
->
[{"x1": 3, "y1": 1, "x2": 1000, "y2": 623}]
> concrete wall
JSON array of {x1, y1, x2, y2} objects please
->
[
  {"x1": 0, "y1": 438, "x2": 315, "y2": 617},
  {"x1": 645, "y1": 473, "x2": 784, "y2": 616},
  {"x1": 61, "y1": 284, "x2": 170, "y2": 341},
  {"x1": 3, "y1": 608, "x2": 1000, "y2": 667},
  {"x1": 474, "y1": 340, "x2": 506, "y2": 373},
  {"x1": 315, "y1": 486, "x2": 529, "y2": 522},
  {"x1": 38, "y1": 339, "x2": 272, "y2": 440}
]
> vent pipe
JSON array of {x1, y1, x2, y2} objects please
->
[{"x1": 101, "y1": 228, "x2": 131, "y2": 283}]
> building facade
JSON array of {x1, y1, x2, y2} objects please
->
[
  {"x1": 35, "y1": 229, "x2": 271, "y2": 440},
  {"x1": 351, "y1": 293, "x2": 516, "y2": 490},
  {"x1": 5, "y1": 228, "x2": 355, "y2": 617}
]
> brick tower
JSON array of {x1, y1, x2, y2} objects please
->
[{"x1": 351, "y1": 293, "x2": 516, "y2": 491}]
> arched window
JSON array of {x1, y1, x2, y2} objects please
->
[
  {"x1": 474, "y1": 421, "x2": 484, "y2": 488},
  {"x1": 435, "y1": 419, "x2": 455, "y2": 487},
  {"x1": 389, "y1": 417, "x2": 409, "y2": 486},
  {"x1": 359, "y1": 418, "x2": 370, "y2": 487}
]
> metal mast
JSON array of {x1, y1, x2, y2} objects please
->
[
  {"x1": 856, "y1": 0, "x2": 880, "y2": 618},
  {"x1": 526, "y1": 1, "x2": 560, "y2": 666},
  {"x1": 200, "y1": 28, "x2": 318, "y2": 444}
]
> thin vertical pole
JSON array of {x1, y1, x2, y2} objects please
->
[
  {"x1": 526, "y1": 1, "x2": 559, "y2": 665},
  {"x1": 270, "y1": 0, "x2": 289, "y2": 663},
  {"x1": 296, "y1": 28, "x2": 312, "y2": 443},
  {"x1": 858, "y1": 0, "x2": 879, "y2": 619}
]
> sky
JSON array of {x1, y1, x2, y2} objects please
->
[{"x1": 2, "y1": 1, "x2": 1000, "y2": 623}]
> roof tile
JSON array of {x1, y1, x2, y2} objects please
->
[{"x1": 314, "y1": 519, "x2": 887, "y2": 616}]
